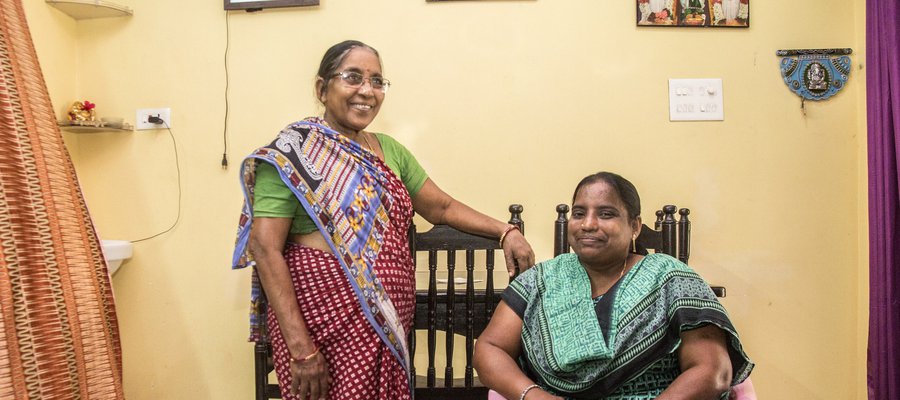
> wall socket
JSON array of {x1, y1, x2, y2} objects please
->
[{"x1": 136, "y1": 108, "x2": 172, "y2": 130}]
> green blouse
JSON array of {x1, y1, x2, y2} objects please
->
[{"x1": 252, "y1": 132, "x2": 428, "y2": 234}]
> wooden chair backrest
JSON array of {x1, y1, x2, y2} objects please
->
[{"x1": 408, "y1": 205, "x2": 523, "y2": 400}]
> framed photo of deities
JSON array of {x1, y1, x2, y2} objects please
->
[
  {"x1": 637, "y1": 0, "x2": 749, "y2": 27},
  {"x1": 225, "y1": 0, "x2": 318, "y2": 11}
]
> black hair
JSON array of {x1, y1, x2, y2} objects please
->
[
  {"x1": 316, "y1": 40, "x2": 380, "y2": 99},
  {"x1": 571, "y1": 171, "x2": 641, "y2": 221}
]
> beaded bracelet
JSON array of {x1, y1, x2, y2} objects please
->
[
  {"x1": 290, "y1": 346, "x2": 319, "y2": 363},
  {"x1": 519, "y1": 384, "x2": 540, "y2": 400},
  {"x1": 499, "y1": 225, "x2": 520, "y2": 247}
]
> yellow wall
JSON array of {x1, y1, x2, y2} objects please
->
[
  {"x1": 853, "y1": 0, "x2": 869, "y2": 399},
  {"x1": 24, "y1": 0, "x2": 868, "y2": 398}
]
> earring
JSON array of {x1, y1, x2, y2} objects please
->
[{"x1": 632, "y1": 235, "x2": 637, "y2": 253}]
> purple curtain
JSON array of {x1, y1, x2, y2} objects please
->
[{"x1": 867, "y1": 0, "x2": 900, "y2": 398}]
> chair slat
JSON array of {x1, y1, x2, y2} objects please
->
[
  {"x1": 465, "y1": 249, "x2": 475, "y2": 387},
  {"x1": 485, "y1": 250, "x2": 496, "y2": 325},
  {"x1": 427, "y1": 249, "x2": 437, "y2": 387},
  {"x1": 444, "y1": 250, "x2": 456, "y2": 387}
]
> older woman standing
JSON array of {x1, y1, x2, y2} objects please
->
[
  {"x1": 474, "y1": 172, "x2": 753, "y2": 400},
  {"x1": 232, "y1": 40, "x2": 534, "y2": 400}
]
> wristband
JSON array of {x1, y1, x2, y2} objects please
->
[{"x1": 499, "y1": 225, "x2": 520, "y2": 247}]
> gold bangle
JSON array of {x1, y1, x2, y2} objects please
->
[
  {"x1": 499, "y1": 225, "x2": 520, "y2": 247},
  {"x1": 291, "y1": 346, "x2": 319, "y2": 363}
]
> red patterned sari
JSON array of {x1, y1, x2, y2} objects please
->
[{"x1": 268, "y1": 158, "x2": 415, "y2": 399}]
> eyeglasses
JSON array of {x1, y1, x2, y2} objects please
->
[{"x1": 332, "y1": 71, "x2": 391, "y2": 92}]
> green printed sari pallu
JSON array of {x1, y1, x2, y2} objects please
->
[{"x1": 502, "y1": 253, "x2": 754, "y2": 399}]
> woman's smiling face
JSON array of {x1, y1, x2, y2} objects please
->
[
  {"x1": 567, "y1": 180, "x2": 639, "y2": 268},
  {"x1": 319, "y1": 47, "x2": 385, "y2": 135}
]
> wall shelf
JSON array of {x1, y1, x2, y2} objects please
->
[
  {"x1": 46, "y1": 0, "x2": 133, "y2": 20},
  {"x1": 59, "y1": 122, "x2": 133, "y2": 133}
]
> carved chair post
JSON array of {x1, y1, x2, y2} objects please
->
[
  {"x1": 408, "y1": 220, "x2": 418, "y2": 391},
  {"x1": 678, "y1": 208, "x2": 691, "y2": 264},
  {"x1": 254, "y1": 288, "x2": 274, "y2": 400},
  {"x1": 509, "y1": 204, "x2": 524, "y2": 235},
  {"x1": 660, "y1": 205, "x2": 677, "y2": 257},
  {"x1": 554, "y1": 204, "x2": 570, "y2": 257}
]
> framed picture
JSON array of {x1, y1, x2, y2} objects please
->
[
  {"x1": 225, "y1": 0, "x2": 318, "y2": 11},
  {"x1": 636, "y1": 0, "x2": 749, "y2": 27}
]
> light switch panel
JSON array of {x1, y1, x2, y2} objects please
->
[{"x1": 668, "y1": 78, "x2": 724, "y2": 121}]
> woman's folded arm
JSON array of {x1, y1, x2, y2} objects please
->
[{"x1": 657, "y1": 324, "x2": 733, "y2": 400}]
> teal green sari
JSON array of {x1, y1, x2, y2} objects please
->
[{"x1": 501, "y1": 253, "x2": 753, "y2": 399}]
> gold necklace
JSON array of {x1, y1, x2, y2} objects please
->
[{"x1": 361, "y1": 131, "x2": 376, "y2": 153}]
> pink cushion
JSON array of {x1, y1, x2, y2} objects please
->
[
  {"x1": 489, "y1": 378, "x2": 755, "y2": 400},
  {"x1": 729, "y1": 378, "x2": 758, "y2": 400}
]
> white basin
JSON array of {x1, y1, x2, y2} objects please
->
[{"x1": 100, "y1": 240, "x2": 133, "y2": 276}]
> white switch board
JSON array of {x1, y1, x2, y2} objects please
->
[{"x1": 668, "y1": 78, "x2": 724, "y2": 121}]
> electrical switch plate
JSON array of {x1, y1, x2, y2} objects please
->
[
  {"x1": 668, "y1": 79, "x2": 724, "y2": 121},
  {"x1": 136, "y1": 108, "x2": 172, "y2": 130}
]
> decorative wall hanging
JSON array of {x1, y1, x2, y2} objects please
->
[
  {"x1": 637, "y1": 0, "x2": 749, "y2": 27},
  {"x1": 777, "y1": 48, "x2": 852, "y2": 102}
]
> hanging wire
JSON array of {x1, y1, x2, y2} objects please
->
[
  {"x1": 221, "y1": 10, "x2": 231, "y2": 169},
  {"x1": 132, "y1": 120, "x2": 182, "y2": 242}
]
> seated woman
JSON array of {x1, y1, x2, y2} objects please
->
[{"x1": 474, "y1": 172, "x2": 754, "y2": 400}]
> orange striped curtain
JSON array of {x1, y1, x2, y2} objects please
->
[{"x1": 0, "y1": 1, "x2": 123, "y2": 399}]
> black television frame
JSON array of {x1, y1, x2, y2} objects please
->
[{"x1": 224, "y1": 0, "x2": 318, "y2": 11}]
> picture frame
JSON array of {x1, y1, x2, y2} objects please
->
[
  {"x1": 224, "y1": 0, "x2": 318, "y2": 11},
  {"x1": 636, "y1": 0, "x2": 749, "y2": 27}
]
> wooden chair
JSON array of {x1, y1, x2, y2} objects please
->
[
  {"x1": 253, "y1": 205, "x2": 525, "y2": 400},
  {"x1": 553, "y1": 204, "x2": 726, "y2": 297},
  {"x1": 408, "y1": 204, "x2": 524, "y2": 400},
  {"x1": 254, "y1": 289, "x2": 279, "y2": 400}
]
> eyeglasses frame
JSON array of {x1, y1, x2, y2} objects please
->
[{"x1": 330, "y1": 71, "x2": 391, "y2": 92}]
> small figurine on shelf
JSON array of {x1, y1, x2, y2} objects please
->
[{"x1": 67, "y1": 100, "x2": 96, "y2": 122}]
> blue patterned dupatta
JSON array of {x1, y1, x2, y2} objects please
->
[
  {"x1": 231, "y1": 117, "x2": 409, "y2": 374},
  {"x1": 506, "y1": 253, "x2": 753, "y2": 399}
]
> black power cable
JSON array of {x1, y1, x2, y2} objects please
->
[{"x1": 132, "y1": 118, "x2": 182, "y2": 243}]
